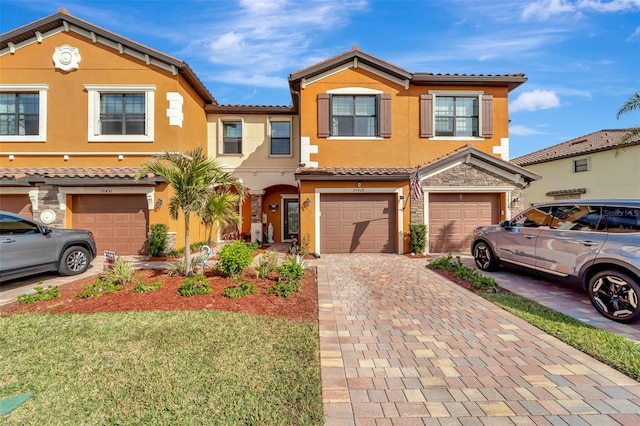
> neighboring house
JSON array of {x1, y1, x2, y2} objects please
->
[
  {"x1": 511, "y1": 129, "x2": 640, "y2": 206},
  {"x1": 289, "y1": 48, "x2": 539, "y2": 253},
  {"x1": 0, "y1": 9, "x2": 214, "y2": 255}
]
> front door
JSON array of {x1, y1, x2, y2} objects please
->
[{"x1": 283, "y1": 199, "x2": 299, "y2": 241}]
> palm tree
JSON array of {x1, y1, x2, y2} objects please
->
[
  {"x1": 201, "y1": 188, "x2": 242, "y2": 247},
  {"x1": 136, "y1": 147, "x2": 243, "y2": 276},
  {"x1": 617, "y1": 92, "x2": 640, "y2": 143}
]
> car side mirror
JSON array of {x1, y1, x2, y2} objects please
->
[
  {"x1": 500, "y1": 220, "x2": 511, "y2": 229},
  {"x1": 41, "y1": 225, "x2": 52, "y2": 235}
]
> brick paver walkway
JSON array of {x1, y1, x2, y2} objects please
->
[{"x1": 314, "y1": 254, "x2": 640, "y2": 425}]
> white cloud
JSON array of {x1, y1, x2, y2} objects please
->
[
  {"x1": 522, "y1": 0, "x2": 640, "y2": 21},
  {"x1": 510, "y1": 90, "x2": 561, "y2": 112},
  {"x1": 509, "y1": 124, "x2": 547, "y2": 136}
]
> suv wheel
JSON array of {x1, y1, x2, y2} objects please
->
[
  {"x1": 588, "y1": 270, "x2": 640, "y2": 323},
  {"x1": 59, "y1": 246, "x2": 91, "y2": 276},
  {"x1": 473, "y1": 241, "x2": 498, "y2": 271}
]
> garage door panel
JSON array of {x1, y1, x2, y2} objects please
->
[
  {"x1": 429, "y1": 193, "x2": 499, "y2": 253},
  {"x1": 73, "y1": 195, "x2": 148, "y2": 255},
  {"x1": 0, "y1": 195, "x2": 33, "y2": 217},
  {"x1": 321, "y1": 193, "x2": 395, "y2": 253}
]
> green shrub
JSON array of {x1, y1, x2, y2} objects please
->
[
  {"x1": 267, "y1": 255, "x2": 306, "y2": 298},
  {"x1": 132, "y1": 278, "x2": 163, "y2": 293},
  {"x1": 223, "y1": 279, "x2": 256, "y2": 299},
  {"x1": 255, "y1": 250, "x2": 279, "y2": 279},
  {"x1": 409, "y1": 224, "x2": 427, "y2": 254},
  {"x1": 76, "y1": 276, "x2": 123, "y2": 298},
  {"x1": 178, "y1": 273, "x2": 212, "y2": 296},
  {"x1": 107, "y1": 257, "x2": 135, "y2": 285},
  {"x1": 428, "y1": 253, "x2": 499, "y2": 292},
  {"x1": 216, "y1": 241, "x2": 255, "y2": 277},
  {"x1": 148, "y1": 223, "x2": 169, "y2": 257},
  {"x1": 17, "y1": 284, "x2": 59, "y2": 304}
]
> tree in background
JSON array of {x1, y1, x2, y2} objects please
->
[
  {"x1": 617, "y1": 92, "x2": 640, "y2": 143},
  {"x1": 137, "y1": 147, "x2": 244, "y2": 276}
]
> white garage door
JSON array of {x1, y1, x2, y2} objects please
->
[
  {"x1": 72, "y1": 194, "x2": 149, "y2": 255},
  {"x1": 321, "y1": 193, "x2": 396, "y2": 253},
  {"x1": 429, "y1": 193, "x2": 499, "y2": 253}
]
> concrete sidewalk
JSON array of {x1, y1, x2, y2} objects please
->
[{"x1": 313, "y1": 254, "x2": 640, "y2": 425}]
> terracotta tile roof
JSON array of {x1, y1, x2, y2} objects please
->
[
  {"x1": 0, "y1": 167, "x2": 144, "y2": 180},
  {"x1": 511, "y1": 129, "x2": 640, "y2": 166}
]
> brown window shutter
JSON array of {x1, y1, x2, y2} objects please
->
[
  {"x1": 317, "y1": 94, "x2": 330, "y2": 138},
  {"x1": 380, "y1": 94, "x2": 392, "y2": 138},
  {"x1": 420, "y1": 94, "x2": 433, "y2": 138},
  {"x1": 481, "y1": 94, "x2": 493, "y2": 137}
]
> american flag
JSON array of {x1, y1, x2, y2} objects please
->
[{"x1": 411, "y1": 170, "x2": 422, "y2": 200}]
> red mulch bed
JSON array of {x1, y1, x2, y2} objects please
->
[{"x1": 0, "y1": 267, "x2": 318, "y2": 322}]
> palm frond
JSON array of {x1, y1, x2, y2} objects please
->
[{"x1": 617, "y1": 92, "x2": 640, "y2": 119}]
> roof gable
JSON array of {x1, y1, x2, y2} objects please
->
[
  {"x1": 418, "y1": 145, "x2": 540, "y2": 186},
  {"x1": 511, "y1": 129, "x2": 640, "y2": 166},
  {"x1": 289, "y1": 47, "x2": 413, "y2": 90},
  {"x1": 0, "y1": 9, "x2": 215, "y2": 103}
]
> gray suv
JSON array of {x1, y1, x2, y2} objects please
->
[
  {"x1": 0, "y1": 211, "x2": 97, "y2": 282},
  {"x1": 471, "y1": 199, "x2": 640, "y2": 323}
]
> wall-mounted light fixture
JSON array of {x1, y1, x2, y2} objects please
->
[
  {"x1": 155, "y1": 198, "x2": 163, "y2": 210},
  {"x1": 511, "y1": 197, "x2": 520, "y2": 207},
  {"x1": 269, "y1": 203, "x2": 279, "y2": 212},
  {"x1": 8, "y1": 154, "x2": 14, "y2": 161},
  {"x1": 118, "y1": 154, "x2": 124, "y2": 161},
  {"x1": 63, "y1": 154, "x2": 69, "y2": 161},
  {"x1": 303, "y1": 197, "x2": 311, "y2": 208}
]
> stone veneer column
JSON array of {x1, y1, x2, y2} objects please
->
[{"x1": 249, "y1": 190, "x2": 265, "y2": 242}]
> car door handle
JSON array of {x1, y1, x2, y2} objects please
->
[
  {"x1": 524, "y1": 235, "x2": 537, "y2": 239},
  {"x1": 0, "y1": 238, "x2": 16, "y2": 244},
  {"x1": 580, "y1": 240, "x2": 599, "y2": 247}
]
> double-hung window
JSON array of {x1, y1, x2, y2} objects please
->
[
  {"x1": 222, "y1": 121, "x2": 242, "y2": 154},
  {"x1": 85, "y1": 85, "x2": 155, "y2": 142},
  {"x1": 270, "y1": 120, "x2": 291, "y2": 156},
  {"x1": 331, "y1": 95, "x2": 378, "y2": 137},
  {"x1": 435, "y1": 96, "x2": 479, "y2": 137},
  {"x1": 0, "y1": 85, "x2": 48, "y2": 142}
]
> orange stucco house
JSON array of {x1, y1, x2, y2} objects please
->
[
  {"x1": 1, "y1": 10, "x2": 539, "y2": 256},
  {"x1": 0, "y1": 10, "x2": 214, "y2": 254}
]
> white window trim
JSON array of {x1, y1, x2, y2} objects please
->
[
  {"x1": 326, "y1": 87, "x2": 383, "y2": 140},
  {"x1": 85, "y1": 84, "x2": 155, "y2": 142},
  {"x1": 268, "y1": 117, "x2": 292, "y2": 157},
  {"x1": 0, "y1": 84, "x2": 48, "y2": 142},
  {"x1": 219, "y1": 117, "x2": 243, "y2": 155},
  {"x1": 428, "y1": 89, "x2": 484, "y2": 141},
  {"x1": 572, "y1": 157, "x2": 590, "y2": 173}
]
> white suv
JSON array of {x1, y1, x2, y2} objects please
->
[{"x1": 471, "y1": 199, "x2": 640, "y2": 323}]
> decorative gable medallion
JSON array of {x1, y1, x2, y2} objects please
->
[{"x1": 53, "y1": 45, "x2": 81, "y2": 71}]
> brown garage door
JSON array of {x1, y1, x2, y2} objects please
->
[
  {"x1": 0, "y1": 195, "x2": 32, "y2": 217},
  {"x1": 429, "y1": 193, "x2": 499, "y2": 253},
  {"x1": 321, "y1": 193, "x2": 395, "y2": 253},
  {"x1": 72, "y1": 194, "x2": 149, "y2": 255}
]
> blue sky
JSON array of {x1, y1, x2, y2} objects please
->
[{"x1": 2, "y1": 0, "x2": 639, "y2": 159}]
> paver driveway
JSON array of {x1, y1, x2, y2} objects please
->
[{"x1": 314, "y1": 253, "x2": 640, "y2": 425}]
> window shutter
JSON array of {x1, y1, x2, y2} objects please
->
[
  {"x1": 380, "y1": 94, "x2": 392, "y2": 138},
  {"x1": 317, "y1": 94, "x2": 330, "y2": 138},
  {"x1": 420, "y1": 94, "x2": 433, "y2": 138},
  {"x1": 481, "y1": 94, "x2": 493, "y2": 137}
]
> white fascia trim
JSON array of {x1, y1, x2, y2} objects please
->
[
  {"x1": 57, "y1": 186, "x2": 156, "y2": 211},
  {"x1": 327, "y1": 87, "x2": 383, "y2": 95},
  {"x1": 302, "y1": 61, "x2": 408, "y2": 88},
  {"x1": 312, "y1": 186, "x2": 404, "y2": 255},
  {"x1": 0, "y1": 85, "x2": 48, "y2": 142},
  {"x1": 425, "y1": 186, "x2": 515, "y2": 192},
  {"x1": 85, "y1": 85, "x2": 156, "y2": 142},
  {"x1": 0, "y1": 28, "x2": 64, "y2": 56}
]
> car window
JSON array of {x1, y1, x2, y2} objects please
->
[
  {"x1": 549, "y1": 205, "x2": 602, "y2": 231},
  {"x1": 511, "y1": 206, "x2": 552, "y2": 227},
  {"x1": 0, "y1": 214, "x2": 41, "y2": 236},
  {"x1": 601, "y1": 207, "x2": 640, "y2": 233}
]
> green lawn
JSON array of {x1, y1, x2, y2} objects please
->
[{"x1": 0, "y1": 311, "x2": 323, "y2": 425}]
